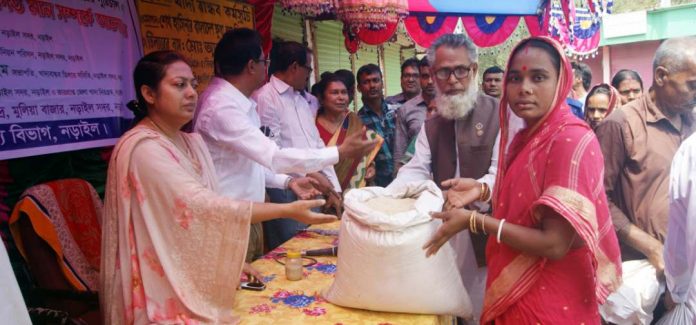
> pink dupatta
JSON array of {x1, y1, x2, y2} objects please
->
[
  {"x1": 482, "y1": 37, "x2": 622, "y2": 324},
  {"x1": 100, "y1": 120, "x2": 251, "y2": 324}
]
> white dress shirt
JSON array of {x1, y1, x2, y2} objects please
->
[
  {"x1": 390, "y1": 107, "x2": 524, "y2": 192},
  {"x1": 665, "y1": 132, "x2": 696, "y2": 312},
  {"x1": 194, "y1": 77, "x2": 339, "y2": 203},
  {"x1": 253, "y1": 76, "x2": 341, "y2": 192}
]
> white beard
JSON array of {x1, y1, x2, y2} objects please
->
[{"x1": 435, "y1": 83, "x2": 479, "y2": 120}]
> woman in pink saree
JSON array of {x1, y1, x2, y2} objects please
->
[
  {"x1": 424, "y1": 37, "x2": 622, "y2": 324},
  {"x1": 100, "y1": 51, "x2": 336, "y2": 324}
]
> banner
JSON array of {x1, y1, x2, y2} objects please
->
[
  {"x1": 136, "y1": 0, "x2": 255, "y2": 90},
  {"x1": 0, "y1": 0, "x2": 141, "y2": 160}
]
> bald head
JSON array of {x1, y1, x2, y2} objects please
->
[
  {"x1": 653, "y1": 36, "x2": 696, "y2": 74},
  {"x1": 651, "y1": 36, "x2": 696, "y2": 115}
]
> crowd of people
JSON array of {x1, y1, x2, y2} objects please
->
[{"x1": 100, "y1": 26, "x2": 696, "y2": 324}]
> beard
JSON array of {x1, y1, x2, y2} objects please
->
[{"x1": 434, "y1": 83, "x2": 479, "y2": 120}]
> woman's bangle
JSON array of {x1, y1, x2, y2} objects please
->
[
  {"x1": 497, "y1": 219, "x2": 506, "y2": 243},
  {"x1": 480, "y1": 213, "x2": 487, "y2": 235},
  {"x1": 478, "y1": 182, "x2": 486, "y2": 201},
  {"x1": 469, "y1": 210, "x2": 478, "y2": 234}
]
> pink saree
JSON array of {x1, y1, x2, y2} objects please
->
[
  {"x1": 481, "y1": 37, "x2": 622, "y2": 324},
  {"x1": 100, "y1": 119, "x2": 251, "y2": 324}
]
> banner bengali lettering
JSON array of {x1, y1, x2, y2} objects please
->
[
  {"x1": 1, "y1": 0, "x2": 138, "y2": 159},
  {"x1": 137, "y1": 0, "x2": 253, "y2": 91}
]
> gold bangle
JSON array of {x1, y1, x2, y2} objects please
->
[
  {"x1": 480, "y1": 213, "x2": 487, "y2": 235},
  {"x1": 470, "y1": 210, "x2": 478, "y2": 234},
  {"x1": 478, "y1": 182, "x2": 485, "y2": 201}
]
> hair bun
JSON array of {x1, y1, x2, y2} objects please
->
[{"x1": 126, "y1": 99, "x2": 147, "y2": 118}]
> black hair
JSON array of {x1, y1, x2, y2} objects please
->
[
  {"x1": 270, "y1": 40, "x2": 310, "y2": 73},
  {"x1": 611, "y1": 69, "x2": 644, "y2": 91},
  {"x1": 571, "y1": 61, "x2": 592, "y2": 91},
  {"x1": 214, "y1": 28, "x2": 262, "y2": 78},
  {"x1": 314, "y1": 73, "x2": 348, "y2": 116},
  {"x1": 483, "y1": 66, "x2": 504, "y2": 76},
  {"x1": 585, "y1": 84, "x2": 612, "y2": 107},
  {"x1": 356, "y1": 63, "x2": 381, "y2": 84},
  {"x1": 401, "y1": 57, "x2": 420, "y2": 73},
  {"x1": 418, "y1": 56, "x2": 429, "y2": 68},
  {"x1": 510, "y1": 39, "x2": 561, "y2": 78},
  {"x1": 128, "y1": 50, "x2": 190, "y2": 122}
]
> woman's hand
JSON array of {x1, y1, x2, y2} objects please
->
[
  {"x1": 288, "y1": 199, "x2": 338, "y2": 225},
  {"x1": 423, "y1": 209, "x2": 471, "y2": 257},
  {"x1": 442, "y1": 178, "x2": 482, "y2": 211},
  {"x1": 242, "y1": 262, "x2": 263, "y2": 283}
]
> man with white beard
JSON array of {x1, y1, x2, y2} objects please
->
[{"x1": 388, "y1": 33, "x2": 500, "y2": 324}]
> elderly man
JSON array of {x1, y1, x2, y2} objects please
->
[
  {"x1": 596, "y1": 36, "x2": 696, "y2": 323},
  {"x1": 393, "y1": 56, "x2": 437, "y2": 170},
  {"x1": 386, "y1": 57, "x2": 421, "y2": 105},
  {"x1": 389, "y1": 34, "x2": 500, "y2": 323}
]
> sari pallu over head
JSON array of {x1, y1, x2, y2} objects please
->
[{"x1": 482, "y1": 36, "x2": 622, "y2": 323}]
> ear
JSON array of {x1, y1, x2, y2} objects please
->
[
  {"x1": 141, "y1": 84, "x2": 156, "y2": 105},
  {"x1": 654, "y1": 66, "x2": 669, "y2": 87},
  {"x1": 246, "y1": 59, "x2": 256, "y2": 75}
]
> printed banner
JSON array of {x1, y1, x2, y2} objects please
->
[
  {"x1": 0, "y1": 0, "x2": 141, "y2": 160},
  {"x1": 136, "y1": 0, "x2": 255, "y2": 90}
]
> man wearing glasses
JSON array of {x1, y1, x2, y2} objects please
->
[
  {"x1": 253, "y1": 40, "x2": 346, "y2": 250},
  {"x1": 196, "y1": 31, "x2": 376, "y2": 256},
  {"x1": 386, "y1": 57, "x2": 422, "y2": 105},
  {"x1": 388, "y1": 33, "x2": 500, "y2": 324}
]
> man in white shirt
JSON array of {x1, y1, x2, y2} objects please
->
[
  {"x1": 253, "y1": 40, "x2": 344, "y2": 249},
  {"x1": 194, "y1": 29, "x2": 376, "y2": 253},
  {"x1": 664, "y1": 132, "x2": 696, "y2": 321}
]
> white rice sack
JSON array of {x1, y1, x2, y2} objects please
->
[{"x1": 323, "y1": 180, "x2": 473, "y2": 318}]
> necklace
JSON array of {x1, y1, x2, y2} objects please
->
[{"x1": 148, "y1": 118, "x2": 201, "y2": 174}]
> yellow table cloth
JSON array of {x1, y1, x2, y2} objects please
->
[{"x1": 234, "y1": 221, "x2": 454, "y2": 324}]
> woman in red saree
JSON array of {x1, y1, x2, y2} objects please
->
[
  {"x1": 424, "y1": 36, "x2": 622, "y2": 324},
  {"x1": 315, "y1": 73, "x2": 381, "y2": 189}
]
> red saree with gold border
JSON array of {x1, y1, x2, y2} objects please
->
[{"x1": 481, "y1": 37, "x2": 622, "y2": 324}]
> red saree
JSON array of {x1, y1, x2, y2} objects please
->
[{"x1": 482, "y1": 37, "x2": 622, "y2": 324}]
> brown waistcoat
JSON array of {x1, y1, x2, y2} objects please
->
[{"x1": 425, "y1": 93, "x2": 500, "y2": 266}]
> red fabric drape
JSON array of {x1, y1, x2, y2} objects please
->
[{"x1": 248, "y1": 0, "x2": 275, "y2": 55}]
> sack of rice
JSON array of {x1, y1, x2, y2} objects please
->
[{"x1": 323, "y1": 180, "x2": 472, "y2": 318}]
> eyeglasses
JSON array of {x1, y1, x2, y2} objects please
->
[
  {"x1": 255, "y1": 58, "x2": 271, "y2": 66},
  {"x1": 434, "y1": 65, "x2": 473, "y2": 80}
]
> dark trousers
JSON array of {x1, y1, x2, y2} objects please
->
[{"x1": 262, "y1": 188, "x2": 308, "y2": 251}]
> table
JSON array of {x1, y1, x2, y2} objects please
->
[{"x1": 233, "y1": 221, "x2": 455, "y2": 324}]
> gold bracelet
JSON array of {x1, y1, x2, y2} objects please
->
[
  {"x1": 470, "y1": 210, "x2": 478, "y2": 234},
  {"x1": 480, "y1": 213, "x2": 487, "y2": 235},
  {"x1": 480, "y1": 182, "x2": 491, "y2": 202}
]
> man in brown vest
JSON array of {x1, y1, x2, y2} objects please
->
[{"x1": 388, "y1": 34, "x2": 499, "y2": 324}]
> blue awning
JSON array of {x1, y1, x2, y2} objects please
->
[{"x1": 409, "y1": 0, "x2": 544, "y2": 16}]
